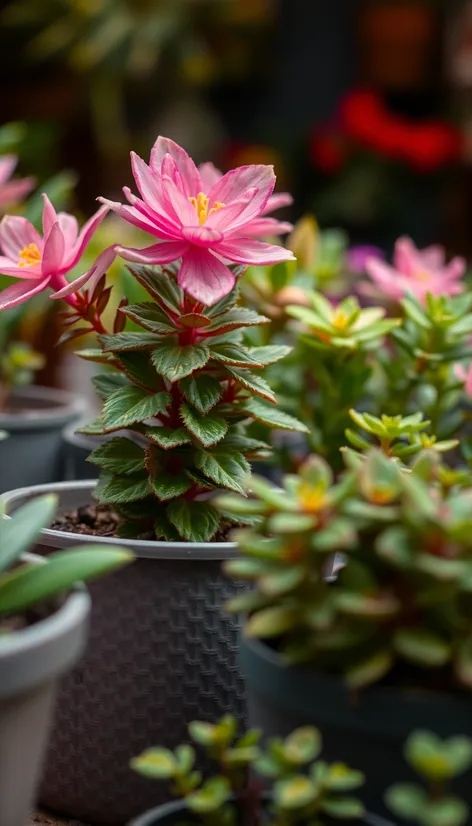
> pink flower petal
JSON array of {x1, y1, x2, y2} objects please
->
[
  {"x1": 0, "y1": 256, "x2": 41, "y2": 278},
  {"x1": 58, "y1": 213, "x2": 79, "y2": 248},
  {"x1": 0, "y1": 276, "x2": 51, "y2": 310},
  {"x1": 150, "y1": 136, "x2": 202, "y2": 196},
  {"x1": 365, "y1": 259, "x2": 405, "y2": 301},
  {"x1": 263, "y1": 192, "x2": 293, "y2": 214},
  {"x1": 51, "y1": 245, "x2": 118, "y2": 300},
  {"x1": 122, "y1": 188, "x2": 180, "y2": 239},
  {"x1": 215, "y1": 238, "x2": 295, "y2": 266},
  {"x1": 420, "y1": 244, "x2": 445, "y2": 269},
  {"x1": 443, "y1": 256, "x2": 466, "y2": 282},
  {"x1": 161, "y1": 174, "x2": 198, "y2": 226},
  {"x1": 131, "y1": 153, "x2": 179, "y2": 228},
  {"x1": 182, "y1": 226, "x2": 224, "y2": 246},
  {"x1": 0, "y1": 177, "x2": 35, "y2": 208},
  {"x1": 117, "y1": 240, "x2": 189, "y2": 265},
  {"x1": 42, "y1": 194, "x2": 58, "y2": 238},
  {"x1": 66, "y1": 204, "x2": 109, "y2": 269},
  {"x1": 42, "y1": 223, "x2": 65, "y2": 274},
  {"x1": 241, "y1": 217, "x2": 293, "y2": 237},
  {"x1": 178, "y1": 247, "x2": 235, "y2": 305},
  {"x1": 208, "y1": 165, "x2": 275, "y2": 213},
  {"x1": 0, "y1": 156, "x2": 17, "y2": 185},
  {"x1": 0, "y1": 215, "x2": 42, "y2": 260},
  {"x1": 99, "y1": 197, "x2": 167, "y2": 238},
  {"x1": 199, "y1": 161, "x2": 222, "y2": 190},
  {"x1": 205, "y1": 189, "x2": 258, "y2": 232}
]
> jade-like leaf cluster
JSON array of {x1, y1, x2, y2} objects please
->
[
  {"x1": 0, "y1": 495, "x2": 131, "y2": 618},
  {"x1": 216, "y1": 448, "x2": 472, "y2": 691},
  {"x1": 77, "y1": 263, "x2": 307, "y2": 543},
  {"x1": 131, "y1": 715, "x2": 365, "y2": 826}
]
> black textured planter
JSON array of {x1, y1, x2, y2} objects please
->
[
  {"x1": 129, "y1": 798, "x2": 395, "y2": 826},
  {"x1": 240, "y1": 636, "x2": 472, "y2": 818},
  {"x1": 2, "y1": 481, "x2": 247, "y2": 826}
]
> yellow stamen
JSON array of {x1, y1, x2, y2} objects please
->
[
  {"x1": 18, "y1": 243, "x2": 41, "y2": 268},
  {"x1": 332, "y1": 309, "x2": 348, "y2": 330},
  {"x1": 188, "y1": 192, "x2": 224, "y2": 225},
  {"x1": 298, "y1": 482, "x2": 326, "y2": 512}
]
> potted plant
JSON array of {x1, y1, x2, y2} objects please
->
[
  {"x1": 0, "y1": 136, "x2": 305, "y2": 823},
  {"x1": 129, "y1": 715, "x2": 373, "y2": 826},
  {"x1": 214, "y1": 442, "x2": 472, "y2": 817},
  {"x1": 0, "y1": 492, "x2": 131, "y2": 826}
]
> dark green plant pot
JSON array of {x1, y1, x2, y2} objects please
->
[
  {"x1": 240, "y1": 636, "x2": 472, "y2": 818},
  {"x1": 129, "y1": 797, "x2": 394, "y2": 826}
]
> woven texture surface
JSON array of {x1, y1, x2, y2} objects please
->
[{"x1": 39, "y1": 554, "x2": 246, "y2": 825}]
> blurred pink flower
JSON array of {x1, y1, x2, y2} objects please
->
[
  {"x1": 365, "y1": 237, "x2": 466, "y2": 303},
  {"x1": 0, "y1": 155, "x2": 34, "y2": 210},
  {"x1": 455, "y1": 363, "x2": 472, "y2": 398},
  {"x1": 198, "y1": 161, "x2": 293, "y2": 237},
  {"x1": 346, "y1": 245, "x2": 384, "y2": 274},
  {"x1": 0, "y1": 195, "x2": 108, "y2": 309},
  {"x1": 100, "y1": 136, "x2": 295, "y2": 305}
]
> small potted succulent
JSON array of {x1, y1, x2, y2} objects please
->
[
  {"x1": 215, "y1": 444, "x2": 472, "y2": 816},
  {"x1": 0, "y1": 492, "x2": 131, "y2": 826},
  {"x1": 129, "y1": 715, "x2": 372, "y2": 826},
  {"x1": 0, "y1": 136, "x2": 305, "y2": 823}
]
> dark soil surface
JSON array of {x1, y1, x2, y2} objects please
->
[
  {"x1": 51, "y1": 504, "x2": 121, "y2": 537},
  {"x1": 33, "y1": 814, "x2": 90, "y2": 825},
  {"x1": 51, "y1": 503, "x2": 232, "y2": 542}
]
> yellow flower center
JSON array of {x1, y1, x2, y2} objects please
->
[
  {"x1": 17, "y1": 243, "x2": 41, "y2": 268},
  {"x1": 415, "y1": 270, "x2": 431, "y2": 282},
  {"x1": 332, "y1": 309, "x2": 348, "y2": 331},
  {"x1": 298, "y1": 482, "x2": 327, "y2": 512},
  {"x1": 188, "y1": 192, "x2": 225, "y2": 225}
]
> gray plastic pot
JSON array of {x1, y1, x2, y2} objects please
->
[
  {"x1": 240, "y1": 636, "x2": 472, "y2": 819},
  {"x1": 0, "y1": 386, "x2": 84, "y2": 493},
  {"x1": 0, "y1": 560, "x2": 90, "y2": 826},
  {"x1": 62, "y1": 424, "x2": 100, "y2": 481},
  {"x1": 1, "y1": 480, "x2": 246, "y2": 826},
  {"x1": 129, "y1": 798, "x2": 395, "y2": 826}
]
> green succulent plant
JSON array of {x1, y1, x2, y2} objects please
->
[
  {"x1": 344, "y1": 410, "x2": 459, "y2": 461},
  {"x1": 132, "y1": 715, "x2": 365, "y2": 826},
  {"x1": 215, "y1": 447, "x2": 472, "y2": 691},
  {"x1": 387, "y1": 731, "x2": 472, "y2": 826},
  {"x1": 0, "y1": 494, "x2": 132, "y2": 619}
]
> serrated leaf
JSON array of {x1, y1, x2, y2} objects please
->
[
  {"x1": 210, "y1": 343, "x2": 268, "y2": 367},
  {"x1": 99, "y1": 476, "x2": 150, "y2": 504},
  {"x1": 92, "y1": 372, "x2": 130, "y2": 401},
  {"x1": 103, "y1": 387, "x2": 171, "y2": 431},
  {"x1": 243, "y1": 398, "x2": 309, "y2": 433},
  {"x1": 180, "y1": 403, "x2": 228, "y2": 447},
  {"x1": 88, "y1": 437, "x2": 145, "y2": 475},
  {"x1": 117, "y1": 351, "x2": 164, "y2": 390},
  {"x1": 146, "y1": 426, "x2": 192, "y2": 449},
  {"x1": 100, "y1": 332, "x2": 161, "y2": 352},
  {"x1": 224, "y1": 366, "x2": 277, "y2": 404},
  {"x1": 195, "y1": 451, "x2": 249, "y2": 494},
  {"x1": 75, "y1": 348, "x2": 113, "y2": 364},
  {"x1": 205, "y1": 307, "x2": 269, "y2": 333},
  {"x1": 151, "y1": 472, "x2": 192, "y2": 501},
  {"x1": 121, "y1": 302, "x2": 176, "y2": 334},
  {"x1": 152, "y1": 342, "x2": 210, "y2": 382},
  {"x1": 180, "y1": 374, "x2": 222, "y2": 415},
  {"x1": 127, "y1": 264, "x2": 182, "y2": 312},
  {"x1": 75, "y1": 417, "x2": 106, "y2": 436},
  {"x1": 167, "y1": 499, "x2": 220, "y2": 542},
  {"x1": 393, "y1": 629, "x2": 451, "y2": 667},
  {"x1": 130, "y1": 748, "x2": 177, "y2": 780}
]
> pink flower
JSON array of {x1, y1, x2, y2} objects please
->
[
  {"x1": 365, "y1": 237, "x2": 466, "y2": 303},
  {"x1": 100, "y1": 136, "x2": 296, "y2": 305},
  {"x1": 0, "y1": 195, "x2": 108, "y2": 309},
  {"x1": 455, "y1": 363, "x2": 472, "y2": 398},
  {"x1": 198, "y1": 160, "x2": 293, "y2": 238},
  {"x1": 0, "y1": 155, "x2": 34, "y2": 210}
]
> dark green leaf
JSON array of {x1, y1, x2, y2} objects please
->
[
  {"x1": 127, "y1": 264, "x2": 183, "y2": 312},
  {"x1": 180, "y1": 374, "x2": 222, "y2": 415},
  {"x1": 322, "y1": 797, "x2": 365, "y2": 819},
  {"x1": 100, "y1": 332, "x2": 161, "y2": 352},
  {"x1": 152, "y1": 343, "x2": 210, "y2": 382},
  {"x1": 121, "y1": 302, "x2": 176, "y2": 334},
  {"x1": 75, "y1": 417, "x2": 106, "y2": 436},
  {"x1": 394, "y1": 629, "x2": 451, "y2": 667},
  {"x1": 246, "y1": 607, "x2": 299, "y2": 638},
  {"x1": 92, "y1": 372, "x2": 130, "y2": 401},
  {"x1": 180, "y1": 403, "x2": 228, "y2": 447},
  {"x1": 195, "y1": 451, "x2": 249, "y2": 494},
  {"x1": 345, "y1": 651, "x2": 393, "y2": 689},
  {"x1": 117, "y1": 351, "x2": 163, "y2": 390},
  {"x1": 103, "y1": 387, "x2": 171, "y2": 430},
  {"x1": 243, "y1": 398, "x2": 309, "y2": 433},
  {"x1": 88, "y1": 438, "x2": 145, "y2": 475},
  {"x1": 146, "y1": 426, "x2": 192, "y2": 449},
  {"x1": 205, "y1": 307, "x2": 269, "y2": 333},
  {"x1": 151, "y1": 472, "x2": 192, "y2": 502},
  {"x1": 224, "y1": 366, "x2": 277, "y2": 404},
  {"x1": 167, "y1": 499, "x2": 220, "y2": 542},
  {"x1": 99, "y1": 476, "x2": 150, "y2": 504}
]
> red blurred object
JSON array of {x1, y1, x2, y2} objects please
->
[
  {"x1": 310, "y1": 132, "x2": 345, "y2": 173},
  {"x1": 312, "y1": 90, "x2": 464, "y2": 174}
]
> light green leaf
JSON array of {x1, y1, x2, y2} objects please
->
[
  {"x1": 283, "y1": 727, "x2": 321, "y2": 765},
  {"x1": 274, "y1": 776, "x2": 317, "y2": 810},
  {"x1": 0, "y1": 495, "x2": 57, "y2": 574},
  {"x1": 345, "y1": 650, "x2": 393, "y2": 689},
  {"x1": 321, "y1": 797, "x2": 365, "y2": 819},
  {"x1": 246, "y1": 607, "x2": 299, "y2": 638},
  {"x1": 394, "y1": 629, "x2": 451, "y2": 667},
  {"x1": 130, "y1": 748, "x2": 177, "y2": 779}
]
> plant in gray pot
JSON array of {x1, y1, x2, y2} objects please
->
[
  {"x1": 0, "y1": 492, "x2": 131, "y2": 826},
  {"x1": 0, "y1": 136, "x2": 306, "y2": 823},
  {"x1": 215, "y1": 444, "x2": 472, "y2": 818},
  {"x1": 129, "y1": 715, "x2": 378, "y2": 826}
]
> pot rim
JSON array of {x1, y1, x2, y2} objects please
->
[
  {"x1": 129, "y1": 798, "x2": 394, "y2": 826},
  {"x1": 0, "y1": 385, "x2": 86, "y2": 430},
  {"x1": 1, "y1": 480, "x2": 238, "y2": 560},
  {"x1": 0, "y1": 553, "x2": 90, "y2": 696}
]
